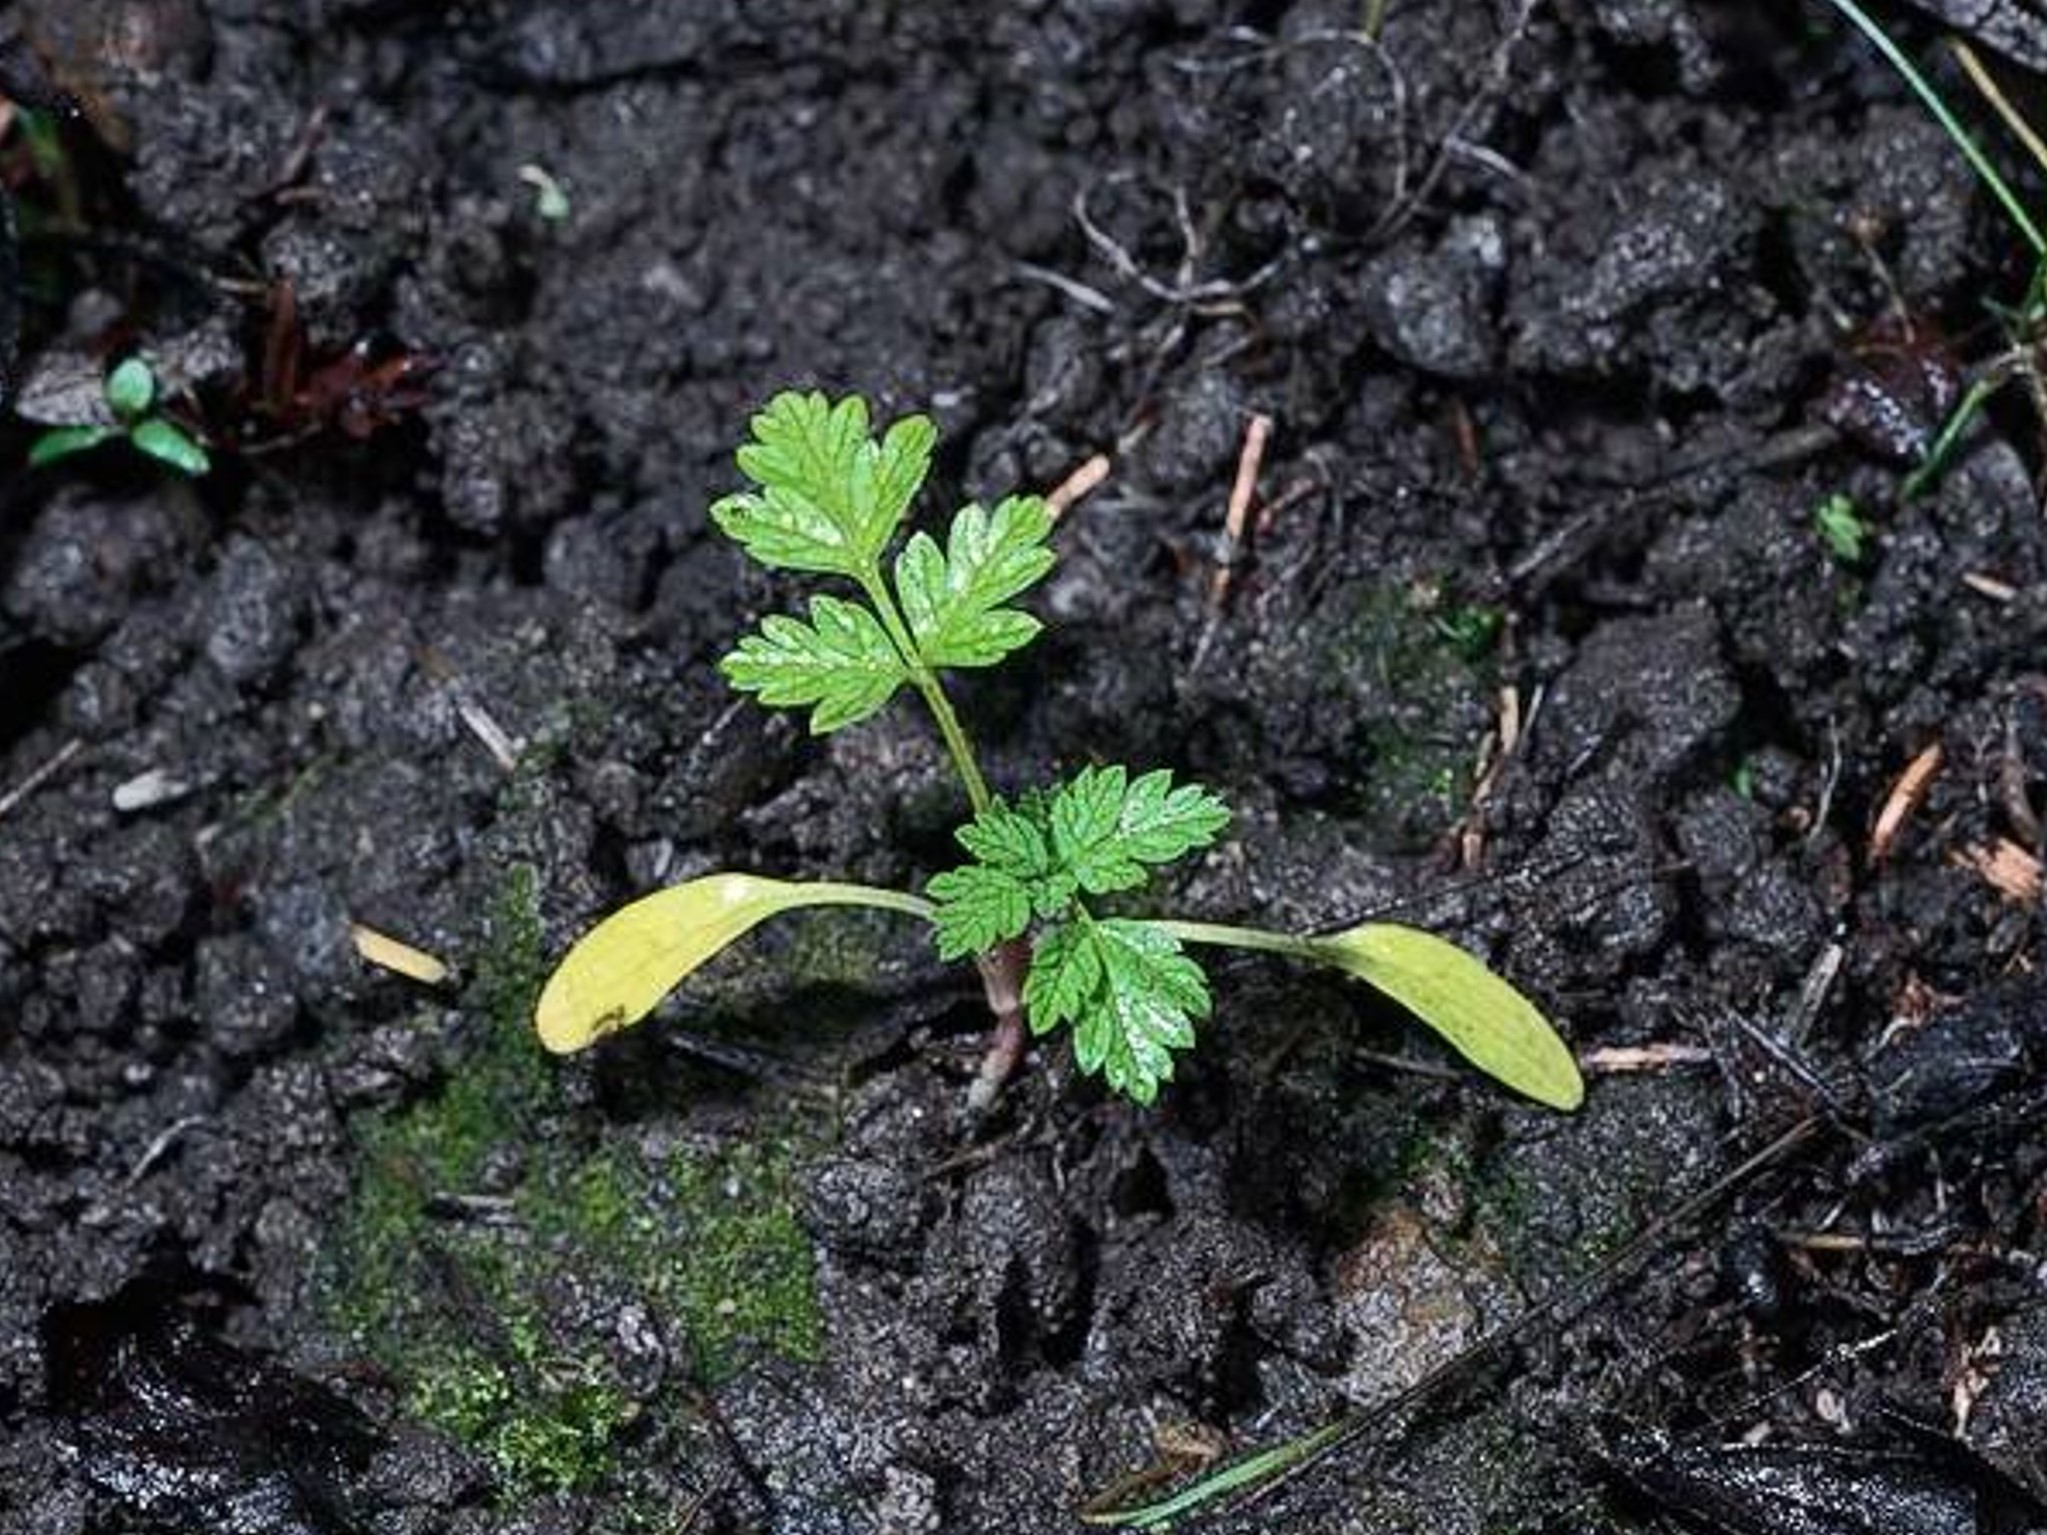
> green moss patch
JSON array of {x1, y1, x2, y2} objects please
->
[
  {"x1": 322, "y1": 865, "x2": 822, "y2": 1503},
  {"x1": 1321, "y1": 581, "x2": 1499, "y2": 851}
]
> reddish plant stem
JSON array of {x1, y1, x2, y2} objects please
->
[{"x1": 967, "y1": 936, "x2": 1032, "y2": 1112}]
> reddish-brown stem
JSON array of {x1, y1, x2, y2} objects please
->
[{"x1": 967, "y1": 937, "x2": 1032, "y2": 1112}]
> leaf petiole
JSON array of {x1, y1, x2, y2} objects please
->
[
  {"x1": 1153, "y1": 916, "x2": 1583, "y2": 1110},
  {"x1": 534, "y1": 873, "x2": 933, "y2": 1054},
  {"x1": 855, "y1": 568, "x2": 994, "y2": 814},
  {"x1": 1148, "y1": 918, "x2": 1325, "y2": 966}
]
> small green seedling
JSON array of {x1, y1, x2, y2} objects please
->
[
  {"x1": 28, "y1": 356, "x2": 211, "y2": 476},
  {"x1": 1813, "y1": 492, "x2": 1869, "y2": 565},
  {"x1": 536, "y1": 392, "x2": 1582, "y2": 1111}
]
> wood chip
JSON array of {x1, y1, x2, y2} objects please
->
[
  {"x1": 112, "y1": 768, "x2": 193, "y2": 813},
  {"x1": 1951, "y1": 838, "x2": 2044, "y2": 904},
  {"x1": 1870, "y1": 741, "x2": 1943, "y2": 864},
  {"x1": 1206, "y1": 412, "x2": 1273, "y2": 612},
  {"x1": 1580, "y1": 1043, "x2": 1716, "y2": 1074},
  {"x1": 454, "y1": 694, "x2": 522, "y2": 773},
  {"x1": 1951, "y1": 1324, "x2": 2003, "y2": 1438},
  {"x1": 350, "y1": 922, "x2": 452, "y2": 986},
  {"x1": 1962, "y1": 571, "x2": 2020, "y2": 603},
  {"x1": 1190, "y1": 413, "x2": 1274, "y2": 671}
]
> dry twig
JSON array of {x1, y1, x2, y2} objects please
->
[
  {"x1": 1045, "y1": 453, "x2": 1112, "y2": 521},
  {"x1": 0, "y1": 737, "x2": 84, "y2": 822},
  {"x1": 1191, "y1": 412, "x2": 1273, "y2": 670}
]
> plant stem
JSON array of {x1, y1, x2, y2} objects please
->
[
  {"x1": 967, "y1": 936, "x2": 1032, "y2": 1113},
  {"x1": 1149, "y1": 918, "x2": 1327, "y2": 967},
  {"x1": 852, "y1": 572, "x2": 1013, "y2": 1108},
  {"x1": 910, "y1": 674, "x2": 992, "y2": 813},
  {"x1": 800, "y1": 881, "x2": 936, "y2": 922},
  {"x1": 857, "y1": 571, "x2": 993, "y2": 814}
]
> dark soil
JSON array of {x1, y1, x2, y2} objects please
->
[{"x1": 3, "y1": 2, "x2": 2047, "y2": 1531}]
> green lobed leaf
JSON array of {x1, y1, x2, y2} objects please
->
[
  {"x1": 1023, "y1": 916, "x2": 1208, "y2": 1102},
  {"x1": 873, "y1": 414, "x2": 938, "y2": 533},
  {"x1": 1049, "y1": 766, "x2": 1231, "y2": 895},
  {"x1": 927, "y1": 863, "x2": 1035, "y2": 961},
  {"x1": 129, "y1": 418, "x2": 211, "y2": 477},
  {"x1": 951, "y1": 798, "x2": 1075, "y2": 918},
  {"x1": 28, "y1": 424, "x2": 120, "y2": 467},
  {"x1": 711, "y1": 391, "x2": 934, "y2": 576},
  {"x1": 719, "y1": 593, "x2": 908, "y2": 734},
  {"x1": 894, "y1": 495, "x2": 1055, "y2": 669},
  {"x1": 1069, "y1": 918, "x2": 1208, "y2": 1104},
  {"x1": 1021, "y1": 920, "x2": 1098, "y2": 1035},
  {"x1": 104, "y1": 357, "x2": 156, "y2": 419},
  {"x1": 955, "y1": 798, "x2": 1049, "y2": 875}
]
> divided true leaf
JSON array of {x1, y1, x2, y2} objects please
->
[
  {"x1": 1022, "y1": 920, "x2": 1099, "y2": 1034},
  {"x1": 720, "y1": 593, "x2": 908, "y2": 733},
  {"x1": 712, "y1": 391, "x2": 935, "y2": 576},
  {"x1": 927, "y1": 863, "x2": 1036, "y2": 960},
  {"x1": 896, "y1": 496, "x2": 1055, "y2": 668},
  {"x1": 1029, "y1": 917, "x2": 1207, "y2": 1104},
  {"x1": 950, "y1": 798, "x2": 1074, "y2": 917},
  {"x1": 1050, "y1": 766, "x2": 1231, "y2": 895}
]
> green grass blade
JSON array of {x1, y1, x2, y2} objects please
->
[
  {"x1": 1082, "y1": 1421, "x2": 1350, "y2": 1527},
  {"x1": 1815, "y1": 0, "x2": 2046, "y2": 256}
]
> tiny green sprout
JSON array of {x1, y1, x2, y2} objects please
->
[
  {"x1": 1813, "y1": 492, "x2": 1869, "y2": 566},
  {"x1": 536, "y1": 391, "x2": 1582, "y2": 1112},
  {"x1": 518, "y1": 163, "x2": 572, "y2": 222},
  {"x1": 28, "y1": 355, "x2": 211, "y2": 476},
  {"x1": 1730, "y1": 756, "x2": 1756, "y2": 801},
  {"x1": 1433, "y1": 602, "x2": 1502, "y2": 663}
]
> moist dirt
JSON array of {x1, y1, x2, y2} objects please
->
[{"x1": 3, "y1": 2, "x2": 2046, "y2": 1532}]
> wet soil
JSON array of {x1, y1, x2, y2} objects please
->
[{"x1": 3, "y1": 1, "x2": 2047, "y2": 1531}]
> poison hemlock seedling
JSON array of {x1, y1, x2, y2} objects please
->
[
  {"x1": 28, "y1": 356, "x2": 211, "y2": 476},
  {"x1": 536, "y1": 392, "x2": 1582, "y2": 1111}
]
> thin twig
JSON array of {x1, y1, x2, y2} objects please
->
[
  {"x1": 1046, "y1": 453, "x2": 1113, "y2": 522},
  {"x1": 0, "y1": 737, "x2": 84, "y2": 822},
  {"x1": 1366, "y1": 0, "x2": 1535, "y2": 242},
  {"x1": 1072, "y1": 178, "x2": 1287, "y2": 312},
  {"x1": 1191, "y1": 412, "x2": 1274, "y2": 670},
  {"x1": 127, "y1": 1115, "x2": 214, "y2": 1186}
]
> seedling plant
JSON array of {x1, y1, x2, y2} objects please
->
[
  {"x1": 27, "y1": 355, "x2": 210, "y2": 475},
  {"x1": 1813, "y1": 491, "x2": 1870, "y2": 565},
  {"x1": 536, "y1": 391, "x2": 1581, "y2": 1112}
]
